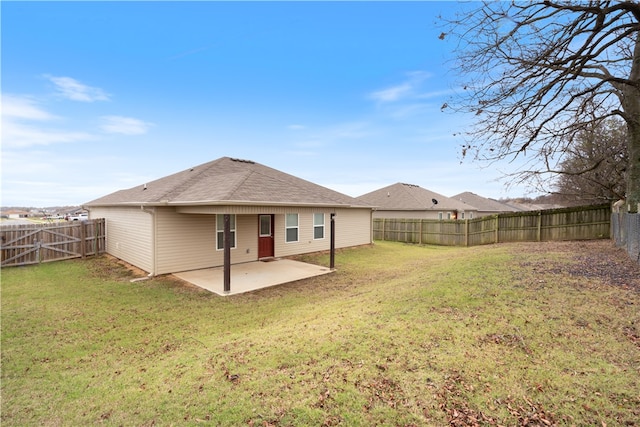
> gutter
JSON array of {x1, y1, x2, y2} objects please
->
[{"x1": 85, "y1": 200, "x2": 376, "y2": 209}]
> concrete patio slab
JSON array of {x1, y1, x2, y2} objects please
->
[{"x1": 173, "y1": 259, "x2": 334, "y2": 296}]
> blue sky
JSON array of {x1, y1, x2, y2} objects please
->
[{"x1": 2, "y1": 1, "x2": 533, "y2": 207}]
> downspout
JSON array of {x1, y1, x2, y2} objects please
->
[
  {"x1": 370, "y1": 209, "x2": 375, "y2": 244},
  {"x1": 141, "y1": 206, "x2": 157, "y2": 276}
]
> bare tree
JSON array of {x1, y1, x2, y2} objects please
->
[
  {"x1": 554, "y1": 118, "x2": 627, "y2": 204},
  {"x1": 442, "y1": 1, "x2": 640, "y2": 212}
]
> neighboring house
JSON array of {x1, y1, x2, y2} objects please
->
[
  {"x1": 451, "y1": 191, "x2": 522, "y2": 217},
  {"x1": 357, "y1": 183, "x2": 477, "y2": 220},
  {"x1": 3, "y1": 210, "x2": 30, "y2": 219},
  {"x1": 84, "y1": 157, "x2": 373, "y2": 276}
]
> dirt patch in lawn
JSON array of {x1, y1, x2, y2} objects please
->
[
  {"x1": 89, "y1": 254, "x2": 149, "y2": 281},
  {"x1": 514, "y1": 240, "x2": 640, "y2": 291}
]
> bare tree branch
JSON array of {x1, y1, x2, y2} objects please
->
[{"x1": 442, "y1": 1, "x2": 640, "y2": 212}]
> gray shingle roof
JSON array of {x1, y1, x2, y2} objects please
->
[
  {"x1": 85, "y1": 157, "x2": 369, "y2": 207},
  {"x1": 357, "y1": 183, "x2": 474, "y2": 211},
  {"x1": 450, "y1": 191, "x2": 521, "y2": 212}
]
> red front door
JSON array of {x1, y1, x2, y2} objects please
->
[{"x1": 258, "y1": 214, "x2": 274, "y2": 258}]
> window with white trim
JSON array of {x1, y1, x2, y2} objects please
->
[
  {"x1": 216, "y1": 214, "x2": 236, "y2": 250},
  {"x1": 285, "y1": 213, "x2": 299, "y2": 243},
  {"x1": 259, "y1": 215, "x2": 271, "y2": 237},
  {"x1": 313, "y1": 213, "x2": 325, "y2": 239}
]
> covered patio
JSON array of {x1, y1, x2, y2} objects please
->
[{"x1": 173, "y1": 258, "x2": 334, "y2": 296}]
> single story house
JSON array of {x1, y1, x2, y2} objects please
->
[
  {"x1": 357, "y1": 182, "x2": 477, "y2": 220},
  {"x1": 2, "y1": 210, "x2": 30, "y2": 219},
  {"x1": 84, "y1": 157, "x2": 373, "y2": 276},
  {"x1": 451, "y1": 191, "x2": 522, "y2": 217}
]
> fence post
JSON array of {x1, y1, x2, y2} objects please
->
[
  {"x1": 419, "y1": 220, "x2": 423, "y2": 245},
  {"x1": 34, "y1": 239, "x2": 41, "y2": 263},
  {"x1": 80, "y1": 222, "x2": 86, "y2": 258},
  {"x1": 537, "y1": 211, "x2": 542, "y2": 242},
  {"x1": 465, "y1": 219, "x2": 469, "y2": 247},
  {"x1": 382, "y1": 218, "x2": 386, "y2": 241},
  {"x1": 93, "y1": 220, "x2": 98, "y2": 256},
  {"x1": 495, "y1": 215, "x2": 499, "y2": 244}
]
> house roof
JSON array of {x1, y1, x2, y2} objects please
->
[
  {"x1": 450, "y1": 191, "x2": 522, "y2": 213},
  {"x1": 357, "y1": 183, "x2": 475, "y2": 211},
  {"x1": 85, "y1": 157, "x2": 370, "y2": 208}
]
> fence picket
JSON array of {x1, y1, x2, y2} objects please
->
[
  {"x1": 373, "y1": 204, "x2": 611, "y2": 247},
  {"x1": 1, "y1": 219, "x2": 106, "y2": 267}
]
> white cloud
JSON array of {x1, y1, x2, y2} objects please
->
[
  {"x1": 1, "y1": 94, "x2": 94, "y2": 148},
  {"x1": 287, "y1": 124, "x2": 306, "y2": 130},
  {"x1": 2, "y1": 94, "x2": 58, "y2": 120},
  {"x1": 100, "y1": 115, "x2": 153, "y2": 135},
  {"x1": 2, "y1": 121, "x2": 94, "y2": 148},
  {"x1": 46, "y1": 75, "x2": 110, "y2": 102},
  {"x1": 416, "y1": 88, "x2": 456, "y2": 100},
  {"x1": 369, "y1": 83, "x2": 412, "y2": 102},
  {"x1": 368, "y1": 70, "x2": 433, "y2": 103}
]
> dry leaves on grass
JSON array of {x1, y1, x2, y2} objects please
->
[
  {"x1": 516, "y1": 240, "x2": 640, "y2": 291},
  {"x1": 436, "y1": 372, "x2": 556, "y2": 427}
]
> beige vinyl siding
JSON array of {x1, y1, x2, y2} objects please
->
[
  {"x1": 155, "y1": 209, "x2": 214, "y2": 274},
  {"x1": 373, "y1": 210, "x2": 444, "y2": 220},
  {"x1": 333, "y1": 208, "x2": 372, "y2": 248},
  {"x1": 88, "y1": 206, "x2": 154, "y2": 273},
  {"x1": 234, "y1": 215, "x2": 259, "y2": 263},
  {"x1": 372, "y1": 210, "x2": 477, "y2": 220},
  {"x1": 89, "y1": 204, "x2": 371, "y2": 275},
  {"x1": 274, "y1": 207, "x2": 372, "y2": 258},
  {"x1": 154, "y1": 209, "x2": 258, "y2": 274}
]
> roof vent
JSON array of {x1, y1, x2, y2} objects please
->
[{"x1": 230, "y1": 158, "x2": 255, "y2": 164}]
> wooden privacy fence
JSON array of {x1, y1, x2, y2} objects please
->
[
  {"x1": 1, "y1": 219, "x2": 106, "y2": 267},
  {"x1": 373, "y1": 204, "x2": 611, "y2": 246}
]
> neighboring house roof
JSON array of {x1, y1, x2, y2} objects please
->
[
  {"x1": 505, "y1": 202, "x2": 566, "y2": 211},
  {"x1": 357, "y1": 183, "x2": 475, "y2": 211},
  {"x1": 451, "y1": 191, "x2": 522, "y2": 213},
  {"x1": 85, "y1": 157, "x2": 370, "y2": 208}
]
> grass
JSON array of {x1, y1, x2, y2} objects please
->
[{"x1": 2, "y1": 241, "x2": 639, "y2": 426}]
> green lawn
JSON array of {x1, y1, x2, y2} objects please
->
[{"x1": 2, "y1": 240, "x2": 638, "y2": 426}]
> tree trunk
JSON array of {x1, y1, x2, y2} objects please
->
[
  {"x1": 622, "y1": 31, "x2": 640, "y2": 213},
  {"x1": 627, "y1": 122, "x2": 640, "y2": 213}
]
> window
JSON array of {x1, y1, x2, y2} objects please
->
[
  {"x1": 285, "y1": 213, "x2": 298, "y2": 243},
  {"x1": 216, "y1": 214, "x2": 236, "y2": 250},
  {"x1": 460, "y1": 212, "x2": 465, "y2": 219},
  {"x1": 438, "y1": 212, "x2": 443, "y2": 220},
  {"x1": 259, "y1": 215, "x2": 271, "y2": 237},
  {"x1": 313, "y1": 213, "x2": 325, "y2": 239}
]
